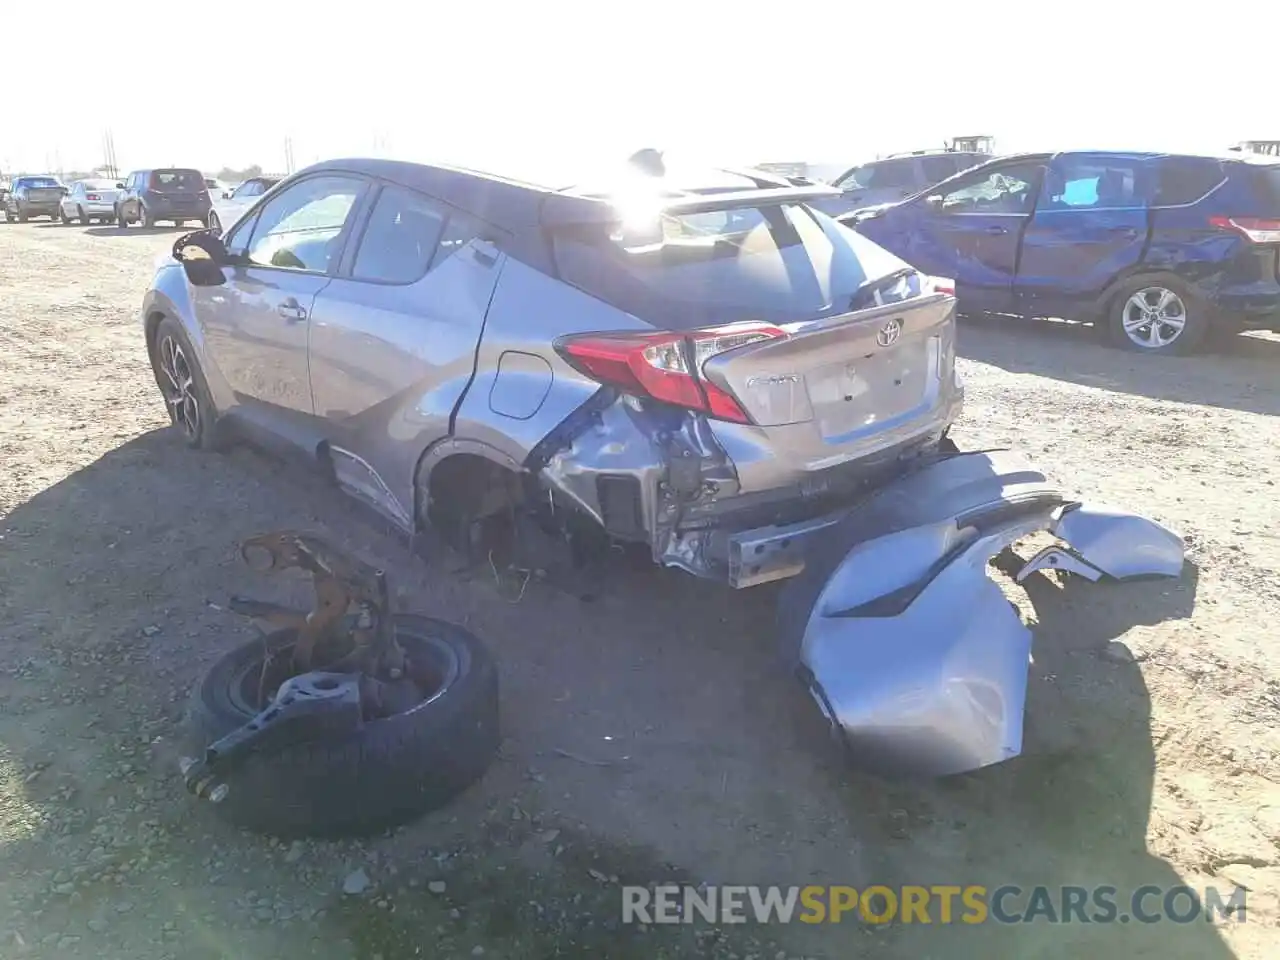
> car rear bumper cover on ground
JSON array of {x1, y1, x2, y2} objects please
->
[{"x1": 774, "y1": 450, "x2": 1184, "y2": 777}]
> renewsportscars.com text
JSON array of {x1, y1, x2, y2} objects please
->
[{"x1": 622, "y1": 884, "x2": 1247, "y2": 925}]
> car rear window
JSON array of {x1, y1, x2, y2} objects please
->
[
  {"x1": 1254, "y1": 165, "x2": 1280, "y2": 212},
  {"x1": 1154, "y1": 158, "x2": 1225, "y2": 206},
  {"x1": 21, "y1": 177, "x2": 60, "y2": 188},
  {"x1": 551, "y1": 203, "x2": 912, "y2": 328},
  {"x1": 84, "y1": 181, "x2": 115, "y2": 191},
  {"x1": 149, "y1": 169, "x2": 203, "y2": 191}
]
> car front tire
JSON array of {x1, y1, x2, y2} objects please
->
[{"x1": 150, "y1": 317, "x2": 223, "y2": 450}]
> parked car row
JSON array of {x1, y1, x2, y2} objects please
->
[{"x1": 1, "y1": 168, "x2": 219, "y2": 227}]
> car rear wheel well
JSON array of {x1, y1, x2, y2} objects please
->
[
  {"x1": 415, "y1": 450, "x2": 608, "y2": 569},
  {"x1": 144, "y1": 309, "x2": 167, "y2": 357},
  {"x1": 416, "y1": 453, "x2": 526, "y2": 558}
]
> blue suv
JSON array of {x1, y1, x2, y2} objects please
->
[{"x1": 851, "y1": 151, "x2": 1280, "y2": 354}]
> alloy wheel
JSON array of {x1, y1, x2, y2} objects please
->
[
  {"x1": 1122, "y1": 286, "x2": 1187, "y2": 349},
  {"x1": 157, "y1": 334, "x2": 200, "y2": 440}
]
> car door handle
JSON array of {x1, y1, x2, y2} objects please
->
[
  {"x1": 983, "y1": 225, "x2": 1008, "y2": 235},
  {"x1": 277, "y1": 299, "x2": 307, "y2": 322}
]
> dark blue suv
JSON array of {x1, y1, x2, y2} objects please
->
[{"x1": 850, "y1": 151, "x2": 1280, "y2": 354}]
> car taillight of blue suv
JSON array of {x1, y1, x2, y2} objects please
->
[{"x1": 848, "y1": 150, "x2": 1280, "y2": 354}]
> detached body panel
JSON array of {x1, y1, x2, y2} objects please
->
[{"x1": 777, "y1": 451, "x2": 1185, "y2": 777}]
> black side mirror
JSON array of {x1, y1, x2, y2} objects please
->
[
  {"x1": 173, "y1": 229, "x2": 230, "y2": 286},
  {"x1": 115, "y1": 182, "x2": 125, "y2": 190}
]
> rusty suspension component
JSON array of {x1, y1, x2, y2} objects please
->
[{"x1": 228, "y1": 531, "x2": 404, "y2": 677}]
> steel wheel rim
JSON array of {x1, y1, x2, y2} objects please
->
[
  {"x1": 229, "y1": 628, "x2": 461, "y2": 719},
  {"x1": 1122, "y1": 286, "x2": 1187, "y2": 349},
  {"x1": 157, "y1": 334, "x2": 200, "y2": 439}
]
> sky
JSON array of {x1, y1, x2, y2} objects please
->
[{"x1": 0, "y1": 0, "x2": 1269, "y2": 179}]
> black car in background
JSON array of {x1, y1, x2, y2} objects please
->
[
  {"x1": 2, "y1": 175, "x2": 66, "y2": 222},
  {"x1": 116, "y1": 168, "x2": 212, "y2": 228}
]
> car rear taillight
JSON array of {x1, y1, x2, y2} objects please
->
[
  {"x1": 1209, "y1": 216, "x2": 1280, "y2": 243},
  {"x1": 86, "y1": 193, "x2": 99, "y2": 201},
  {"x1": 928, "y1": 276, "x2": 956, "y2": 296},
  {"x1": 556, "y1": 324, "x2": 786, "y2": 423}
]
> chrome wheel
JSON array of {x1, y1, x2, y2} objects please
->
[
  {"x1": 157, "y1": 334, "x2": 200, "y2": 440},
  {"x1": 1122, "y1": 286, "x2": 1187, "y2": 349}
]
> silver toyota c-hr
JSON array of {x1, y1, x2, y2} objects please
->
[{"x1": 143, "y1": 155, "x2": 962, "y2": 587}]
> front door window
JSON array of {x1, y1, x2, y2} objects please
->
[{"x1": 932, "y1": 163, "x2": 1042, "y2": 215}]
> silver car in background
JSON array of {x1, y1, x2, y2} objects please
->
[
  {"x1": 207, "y1": 175, "x2": 280, "y2": 233},
  {"x1": 60, "y1": 179, "x2": 121, "y2": 225},
  {"x1": 139, "y1": 155, "x2": 1183, "y2": 779}
]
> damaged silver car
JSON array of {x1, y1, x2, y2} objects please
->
[{"x1": 141, "y1": 152, "x2": 1183, "y2": 778}]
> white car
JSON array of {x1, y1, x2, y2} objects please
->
[
  {"x1": 207, "y1": 176, "x2": 279, "y2": 232},
  {"x1": 60, "y1": 179, "x2": 121, "y2": 225}
]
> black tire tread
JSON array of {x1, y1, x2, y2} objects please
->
[
  {"x1": 183, "y1": 615, "x2": 499, "y2": 838},
  {"x1": 151, "y1": 316, "x2": 225, "y2": 450}
]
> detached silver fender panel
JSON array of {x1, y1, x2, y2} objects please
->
[
  {"x1": 1017, "y1": 502, "x2": 1185, "y2": 583},
  {"x1": 779, "y1": 451, "x2": 1184, "y2": 778}
]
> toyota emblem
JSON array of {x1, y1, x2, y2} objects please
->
[{"x1": 877, "y1": 319, "x2": 902, "y2": 347}]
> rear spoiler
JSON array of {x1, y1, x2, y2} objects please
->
[{"x1": 540, "y1": 184, "x2": 842, "y2": 227}]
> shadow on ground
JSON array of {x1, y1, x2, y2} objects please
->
[
  {"x1": 82, "y1": 225, "x2": 197, "y2": 238},
  {"x1": 959, "y1": 314, "x2": 1280, "y2": 416},
  {"x1": 0, "y1": 429, "x2": 1234, "y2": 959}
]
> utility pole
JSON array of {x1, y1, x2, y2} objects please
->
[
  {"x1": 284, "y1": 136, "x2": 295, "y2": 175},
  {"x1": 102, "y1": 129, "x2": 119, "y2": 180}
]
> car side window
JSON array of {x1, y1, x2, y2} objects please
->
[
  {"x1": 224, "y1": 210, "x2": 261, "y2": 257},
  {"x1": 836, "y1": 164, "x2": 873, "y2": 190},
  {"x1": 933, "y1": 163, "x2": 1041, "y2": 215},
  {"x1": 1041, "y1": 157, "x2": 1148, "y2": 210},
  {"x1": 431, "y1": 210, "x2": 485, "y2": 269},
  {"x1": 870, "y1": 159, "x2": 920, "y2": 189},
  {"x1": 1153, "y1": 158, "x2": 1224, "y2": 207},
  {"x1": 243, "y1": 176, "x2": 363, "y2": 273},
  {"x1": 351, "y1": 185, "x2": 448, "y2": 284},
  {"x1": 920, "y1": 156, "x2": 957, "y2": 184}
]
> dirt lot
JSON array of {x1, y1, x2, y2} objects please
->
[{"x1": 1, "y1": 220, "x2": 1278, "y2": 960}]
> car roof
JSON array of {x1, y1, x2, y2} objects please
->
[
  {"x1": 997, "y1": 149, "x2": 1278, "y2": 166},
  {"x1": 292, "y1": 156, "x2": 795, "y2": 236}
]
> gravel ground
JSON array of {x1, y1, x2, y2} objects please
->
[{"x1": 1, "y1": 221, "x2": 1277, "y2": 959}]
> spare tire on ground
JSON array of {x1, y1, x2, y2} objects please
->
[{"x1": 183, "y1": 614, "x2": 499, "y2": 838}]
